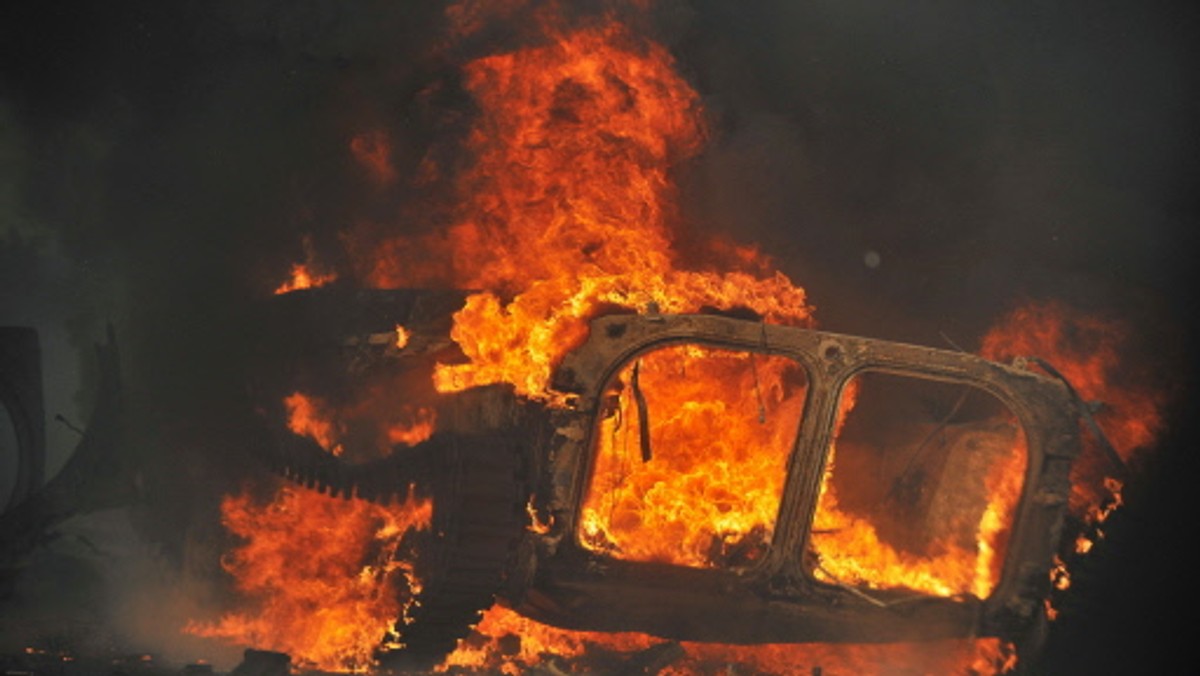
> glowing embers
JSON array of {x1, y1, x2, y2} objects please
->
[
  {"x1": 580, "y1": 345, "x2": 808, "y2": 569},
  {"x1": 811, "y1": 372, "x2": 1028, "y2": 599}
]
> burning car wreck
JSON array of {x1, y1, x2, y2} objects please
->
[
  {"x1": 4, "y1": 1, "x2": 1188, "y2": 673},
  {"x1": 235, "y1": 287, "x2": 1104, "y2": 673}
]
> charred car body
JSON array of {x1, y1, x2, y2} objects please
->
[
  {"x1": 2, "y1": 289, "x2": 1087, "y2": 672},
  {"x1": 246, "y1": 289, "x2": 1086, "y2": 671}
]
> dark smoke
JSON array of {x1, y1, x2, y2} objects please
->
[{"x1": 2, "y1": 0, "x2": 1197, "y2": 672}]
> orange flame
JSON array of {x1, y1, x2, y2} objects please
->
[
  {"x1": 979, "y1": 300, "x2": 1163, "y2": 560},
  {"x1": 394, "y1": 324, "x2": 410, "y2": 350},
  {"x1": 274, "y1": 262, "x2": 337, "y2": 295},
  {"x1": 385, "y1": 406, "x2": 436, "y2": 447},
  {"x1": 980, "y1": 300, "x2": 1163, "y2": 466},
  {"x1": 283, "y1": 388, "x2": 438, "y2": 461},
  {"x1": 283, "y1": 391, "x2": 343, "y2": 456},
  {"x1": 580, "y1": 346, "x2": 805, "y2": 567},
  {"x1": 274, "y1": 234, "x2": 337, "y2": 295},
  {"x1": 981, "y1": 300, "x2": 1166, "y2": 619},
  {"x1": 445, "y1": 605, "x2": 1015, "y2": 675},
  {"x1": 415, "y1": 13, "x2": 1011, "y2": 673},
  {"x1": 186, "y1": 485, "x2": 432, "y2": 671},
  {"x1": 526, "y1": 495, "x2": 553, "y2": 535},
  {"x1": 351, "y1": 18, "x2": 812, "y2": 400},
  {"x1": 805, "y1": 370, "x2": 1029, "y2": 600}
]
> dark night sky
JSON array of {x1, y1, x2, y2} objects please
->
[{"x1": 2, "y1": 1, "x2": 1198, "y2": 673}]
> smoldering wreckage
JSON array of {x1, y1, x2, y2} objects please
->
[{"x1": 2, "y1": 287, "x2": 1129, "y2": 675}]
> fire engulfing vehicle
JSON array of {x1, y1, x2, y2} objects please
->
[{"x1": 241, "y1": 287, "x2": 1107, "y2": 673}]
